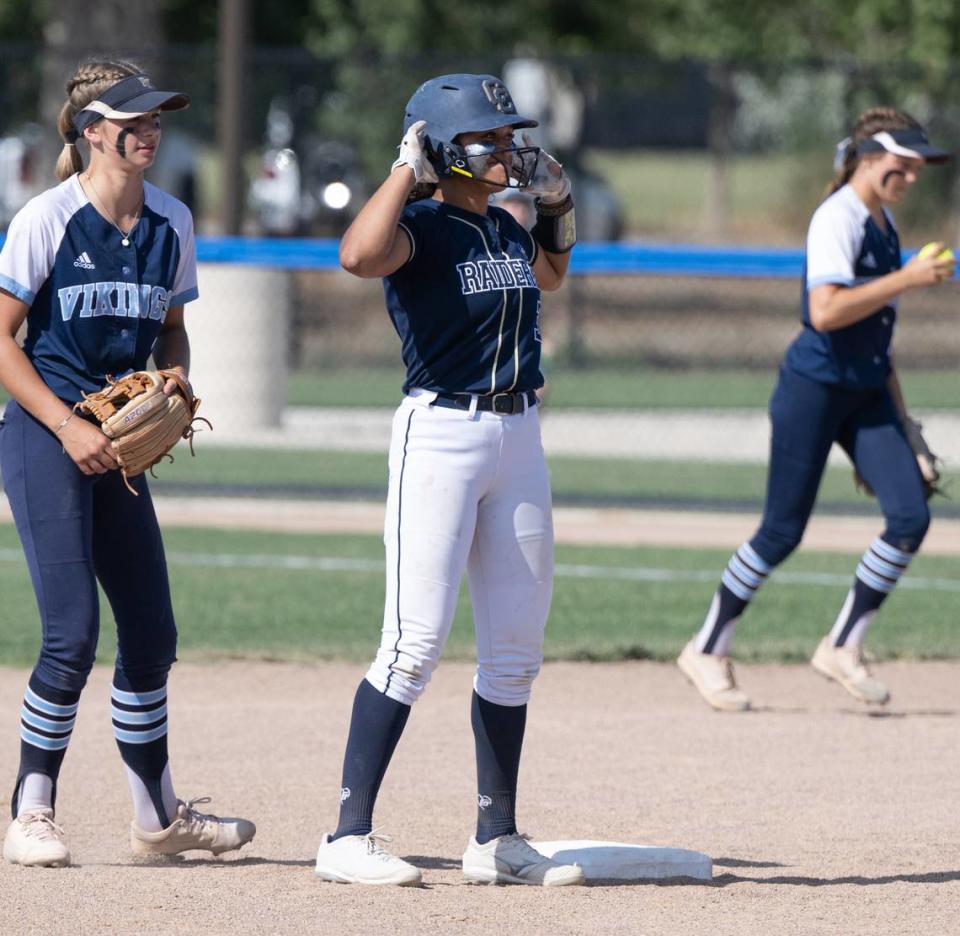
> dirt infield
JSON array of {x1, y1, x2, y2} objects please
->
[
  {"x1": 2, "y1": 659, "x2": 959, "y2": 936},
  {"x1": 7, "y1": 497, "x2": 955, "y2": 555}
]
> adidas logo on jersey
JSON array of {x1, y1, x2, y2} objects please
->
[
  {"x1": 861, "y1": 251, "x2": 878, "y2": 269},
  {"x1": 73, "y1": 251, "x2": 95, "y2": 270}
]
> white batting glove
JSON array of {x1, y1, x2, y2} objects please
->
[
  {"x1": 521, "y1": 134, "x2": 570, "y2": 205},
  {"x1": 391, "y1": 119, "x2": 438, "y2": 185}
]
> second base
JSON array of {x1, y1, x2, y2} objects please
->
[{"x1": 531, "y1": 840, "x2": 712, "y2": 882}]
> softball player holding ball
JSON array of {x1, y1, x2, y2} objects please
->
[
  {"x1": 678, "y1": 108, "x2": 953, "y2": 712},
  {"x1": 313, "y1": 74, "x2": 583, "y2": 887},
  {"x1": 0, "y1": 59, "x2": 254, "y2": 866}
]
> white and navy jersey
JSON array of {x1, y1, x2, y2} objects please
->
[
  {"x1": 0, "y1": 175, "x2": 198, "y2": 403},
  {"x1": 385, "y1": 199, "x2": 543, "y2": 395},
  {"x1": 784, "y1": 184, "x2": 900, "y2": 390}
]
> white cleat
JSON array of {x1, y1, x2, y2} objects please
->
[
  {"x1": 811, "y1": 637, "x2": 890, "y2": 705},
  {"x1": 315, "y1": 831, "x2": 422, "y2": 886},
  {"x1": 3, "y1": 809, "x2": 71, "y2": 867},
  {"x1": 677, "y1": 640, "x2": 751, "y2": 712},
  {"x1": 462, "y1": 833, "x2": 585, "y2": 886},
  {"x1": 130, "y1": 797, "x2": 256, "y2": 857}
]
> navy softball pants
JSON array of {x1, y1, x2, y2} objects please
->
[
  {"x1": 0, "y1": 401, "x2": 177, "y2": 693},
  {"x1": 751, "y1": 367, "x2": 930, "y2": 566}
]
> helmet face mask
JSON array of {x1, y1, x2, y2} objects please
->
[
  {"x1": 436, "y1": 139, "x2": 541, "y2": 189},
  {"x1": 403, "y1": 74, "x2": 540, "y2": 188}
]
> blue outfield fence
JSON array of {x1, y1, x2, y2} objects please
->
[
  {"x1": 0, "y1": 235, "x2": 944, "y2": 278},
  {"x1": 192, "y1": 238, "x2": 946, "y2": 278},
  {"x1": 194, "y1": 237, "x2": 809, "y2": 277}
]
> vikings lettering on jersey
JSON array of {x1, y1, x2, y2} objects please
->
[
  {"x1": 58, "y1": 283, "x2": 170, "y2": 322},
  {"x1": 0, "y1": 174, "x2": 198, "y2": 401}
]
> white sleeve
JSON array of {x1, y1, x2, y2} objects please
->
[
  {"x1": 170, "y1": 208, "x2": 199, "y2": 306},
  {"x1": 805, "y1": 200, "x2": 861, "y2": 290},
  {"x1": 0, "y1": 198, "x2": 57, "y2": 305}
]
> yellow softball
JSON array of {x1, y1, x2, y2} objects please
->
[{"x1": 918, "y1": 242, "x2": 955, "y2": 263}]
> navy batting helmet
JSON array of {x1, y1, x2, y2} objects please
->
[{"x1": 402, "y1": 74, "x2": 540, "y2": 185}]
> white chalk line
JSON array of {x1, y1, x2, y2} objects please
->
[{"x1": 0, "y1": 548, "x2": 957, "y2": 593}]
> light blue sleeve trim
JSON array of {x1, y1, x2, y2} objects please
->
[
  {"x1": 0, "y1": 273, "x2": 34, "y2": 305},
  {"x1": 170, "y1": 286, "x2": 199, "y2": 307},
  {"x1": 807, "y1": 273, "x2": 854, "y2": 289}
]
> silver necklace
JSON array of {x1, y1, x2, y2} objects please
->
[{"x1": 83, "y1": 173, "x2": 141, "y2": 247}]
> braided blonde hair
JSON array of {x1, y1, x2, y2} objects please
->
[
  {"x1": 55, "y1": 58, "x2": 144, "y2": 181},
  {"x1": 828, "y1": 107, "x2": 923, "y2": 196}
]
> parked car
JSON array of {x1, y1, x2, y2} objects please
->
[{"x1": 248, "y1": 97, "x2": 365, "y2": 238}]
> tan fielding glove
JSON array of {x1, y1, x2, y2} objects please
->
[{"x1": 75, "y1": 369, "x2": 210, "y2": 494}]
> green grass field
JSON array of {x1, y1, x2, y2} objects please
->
[
  {"x1": 149, "y1": 446, "x2": 960, "y2": 518},
  {"x1": 2, "y1": 368, "x2": 957, "y2": 410},
  {"x1": 284, "y1": 367, "x2": 960, "y2": 411},
  {"x1": 1, "y1": 524, "x2": 957, "y2": 669}
]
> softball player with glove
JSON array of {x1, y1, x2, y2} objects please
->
[
  {"x1": 313, "y1": 74, "x2": 583, "y2": 887},
  {"x1": 0, "y1": 59, "x2": 254, "y2": 866},
  {"x1": 678, "y1": 108, "x2": 952, "y2": 712}
]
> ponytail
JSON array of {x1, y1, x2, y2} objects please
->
[{"x1": 54, "y1": 58, "x2": 143, "y2": 181}]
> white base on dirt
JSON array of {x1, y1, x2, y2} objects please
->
[{"x1": 531, "y1": 840, "x2": 712, "y2": 882}]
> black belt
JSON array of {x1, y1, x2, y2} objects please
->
[{"x1": 432, "y1": 390, "x2": 537, "y2": 415}]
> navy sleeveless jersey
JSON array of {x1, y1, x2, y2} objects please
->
[
  {"x1": 385, "y1": 199, "x2": 543, "y2": 395},
  {"x1": 0, "y1": 175, "x2": 198, "y2": 403},
  {"x1": 784, "y1": 184, "x2": 900, "y2": 390}
]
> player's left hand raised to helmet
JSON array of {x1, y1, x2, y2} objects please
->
[
  {"x1": 520, "y1": 134, "x2": 571, "y2": 205},
  {"x1": 391, "y1": 120, "x2": 438, "y2": 185}
]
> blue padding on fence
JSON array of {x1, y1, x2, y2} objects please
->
[
  {"x1": 0, "y1": 234, "x2": 934, "y2": 279},
  {"x1": 196, "y1": 236, "x2": 342, "y2": 268},
  {"x1": 192, "y1": 236, "x2": 809, "y2": 278},
  {"x1": 567, "y1": 242, "x2": 806, "y2": 278}
]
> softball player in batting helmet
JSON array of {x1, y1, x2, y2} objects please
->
[
  {"x1": 678, "y1": 108, "x2": 952, "y2": 712},
  {"x1": 313, "y1": 74, "x2": 584, "y2": 887},
  {"x1": 0, "y1": 59, "x2": 254, "y2": 866}
]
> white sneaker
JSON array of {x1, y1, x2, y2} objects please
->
[
  {"x1": 811, "y1": 637, "x2": 890, "y2": 705},
  {"x1": 462, "y1": 834, "x2": 585, "y2": 886},
  {"x1": 3, "y1": 809, "x2": 71, "y2": 867},
  {"x1": 130, "y1": 797, "x2": 256, "y2": 857},
  {"x1": 677, "y1": 640, "x2": 751, "y2": 711},
  {"x1": 315, "y1": 831, "x2": 422, "y2": 886}
]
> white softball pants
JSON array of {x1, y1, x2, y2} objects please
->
[{"x1": 365, "y1": 392, "x2": 554, "y2": 707}]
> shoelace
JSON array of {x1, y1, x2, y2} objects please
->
[
  {"x1": 498, "y1": 833, "x2": 545, "y2": 860},
  {"x1": 363, "y1": 829, "x2": 402, "y2": 863},
  {"x1": 20, "y1": 812, "x2": 65, "y2": 841},
  {"x1": 179, "y1": 796, "x2": 218, "y2": 832}
]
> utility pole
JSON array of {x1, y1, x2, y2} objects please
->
[{"x1": 218, "y1": 0, "x2": 250, "y2": 234}]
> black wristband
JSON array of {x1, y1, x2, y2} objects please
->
[{"x1": 532, "y1": 194, "x2": 576, "y2": 254}]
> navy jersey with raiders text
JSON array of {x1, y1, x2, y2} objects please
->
[
  {"x1": 385, "y1": 199, "x2": 543, "y2": 395},
  {"x1": 0, "y1": 175, "x2": 198, "y2": 403},
  {"x1": 784, "y1": 184, "x2": 900, "y2": 390}
]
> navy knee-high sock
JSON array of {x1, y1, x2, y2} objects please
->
[
  {"x1": 112, "y1": 669, "x2": 172, "y2": 828},
  {"x1": 332, "y1": 679, "x2": 411, "y2": 840},
  {"x1": 471, "y1": 691, "x2": 526, "y2": 845},
  {"x1": 13, "y1": 673, "x2": 81, "y2": 818}
]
